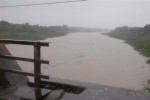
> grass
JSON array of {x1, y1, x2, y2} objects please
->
[
  {"x1": 146, "y1": 59, "x2": 150, "y2": 64},
  {"x1": 0, "y1": 32, "x2": 68, "y2": 40},
  {"x1": 144, "y1": 79, "x2": 150, "y2": 92},
  {"x1": 144, "y1": 87, "x2": 150, "y2": 92},
  {"x1": 104, "y1": 31, "x2": 150, "y2": 64}
]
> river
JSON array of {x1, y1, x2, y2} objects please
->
[{"x1": 6, "y1": 32, "x2": 150, "y2": 90}]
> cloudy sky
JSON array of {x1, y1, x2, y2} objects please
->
[{"x1": 0, "y1": 0, "x2": 150, "y2": 29}]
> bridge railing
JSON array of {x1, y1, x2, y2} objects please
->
[{"x1": 0, "y1": 39, "x2": 50, "y2": 88}]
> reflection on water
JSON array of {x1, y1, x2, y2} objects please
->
[{"x1": 7, "y1": 32, "x2": 150, "y2": 90}]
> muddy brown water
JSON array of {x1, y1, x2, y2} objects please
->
[{"x1": 6, "y1": 32, "x2": 150, "y2": 90}]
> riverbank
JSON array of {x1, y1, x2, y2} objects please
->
[
  {"x1": 0, "y1": 20, "x2": 70, "y2": 40},
  {"x1": 0, "y1": 31, "x2": 69, "y2": 40},
  {"x1": 103, "y1": 25, "x2": 150, "y2": 91},
  {"x1": 103, "y1": 26, "x2": 150, "y2": 64},
  {"x1": 0, "y1": 20, "x2": 106, "y2": 40}
]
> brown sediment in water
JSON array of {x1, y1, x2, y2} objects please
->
[{"x1": 6, "y1": 33, "x2": 150, "y2": 90}]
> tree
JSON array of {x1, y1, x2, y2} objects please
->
[{"x1": 144, "y1": 25, "x2": 150, "y2": 33}]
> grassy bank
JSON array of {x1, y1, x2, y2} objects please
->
[
  {"x1": 0, "y1": 20, "x2": 69, "y2": 40},
  {"x1": 0, "y1": 32, "x2": 68, "y2": 40},
  {"x1": 0, "y1": 20, "x2": 106, "y2": 40},
  {"x1": 104, "y1": 26, "x2": 150, "y2": 64},
  {"x1": 104, "y1": 25, "x2": 150, "y2": 92}
]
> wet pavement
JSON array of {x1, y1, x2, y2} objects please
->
[
  {"x1": 1, "y1": 77, "x2": 150, "y2": 100},
  {"x1": 43, "y1": 78, "x2": 150, "y2": 100}
]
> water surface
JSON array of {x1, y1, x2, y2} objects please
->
[{"x1": 7, "y1": 32, "x2": 150, "y2": 90}]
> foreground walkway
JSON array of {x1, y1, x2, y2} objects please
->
[{"x1": 0, "y1": 77, "x2": 150, "y2": 100}]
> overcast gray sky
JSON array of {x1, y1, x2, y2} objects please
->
[{"x1": 0, "y1": 0, "x2": 150, "y2": 29}]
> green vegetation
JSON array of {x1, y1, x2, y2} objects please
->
[
  {"x1": 104, "y1": 25, "x2": 150, "y2": 64},
  {"x1": 104, "y1": 25, "x2": 150, "y2": 92},
  {"x1": 144, "y1": 87, "x2": 150, "y2": 92},
  {"x1": 144, "y1": 79, "x2": 150, "y2": 92},
  {"x1": 0, "y1": 20, "x2": 107, "y2": 40},
  {"x1": 148, "y1": 79, "x2": 150, "y2": 84},
  {"x1": 0, "y1": 20, "x2": 69, "y2": 40},
  {"x1": 147, "y1": 59, "x2": 150, "y2": 64},
  {"x1": 69, "y1": 27, "x2": 109, "y2": 33}
]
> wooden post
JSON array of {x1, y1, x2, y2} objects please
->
[{"x1": 34, "y1": 43, "x2": 41, "y2": 89}]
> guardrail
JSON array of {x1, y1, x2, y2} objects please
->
[{"x1": 0, "y1": 39, "x2": 51, "y2": 89}]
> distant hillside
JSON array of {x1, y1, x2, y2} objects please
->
[
  {"x1": 0, "y1": 20, "x2": 69, "y2": 40},
  {"x1": 104, "y1": 25, "x2": 150, "y2": 64}
]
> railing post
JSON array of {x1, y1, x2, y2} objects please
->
[{"x1": 34, "y1": 43, "x2": 41, "y2": 89}]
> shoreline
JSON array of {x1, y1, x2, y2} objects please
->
[{"x1": 102, "y1": 32, "x2": 150, "y2": 92}]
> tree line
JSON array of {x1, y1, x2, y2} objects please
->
[
  {"x1": 0, "y1": 20, "x2": 69, "y2": 40},
  {"x1": 0, "y1": 20, "x2": 107, "y2": 40}
]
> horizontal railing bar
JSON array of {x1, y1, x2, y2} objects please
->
[
  {"x1": 0, "y1": 68, "x2": 49, "y2": 79},
  {"x1": 0, "y1": 39, "x2": 51, "y2": 46},
  {"x1": 0, "y1": 55, "x2": 49, "y2": 64}
]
